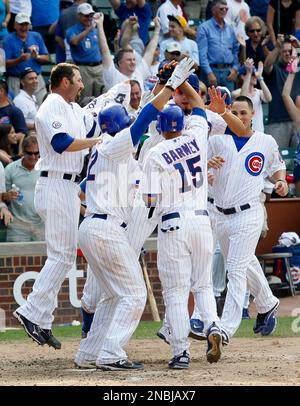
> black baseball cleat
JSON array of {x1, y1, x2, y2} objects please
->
[
  {"x1": 13, "y1": 311, "x2": 47, "y2": 345},
  {"x1": 168, "y1": 350, "x2": 190, "y2": 369},
  {"x1": 96, "y1": 359, "x2": 144, "y2": 371},
  {"x1": 40, "y1": 329, "x2": 62, "y2": 350},
  {"x1": 206, "y1": 323, "x2": 222, "y2": 363}
]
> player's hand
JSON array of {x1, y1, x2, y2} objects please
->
[
  {"x1": 207, "y1": 86, "x2": 227, "y2": 114},
  {"x1": 274, "y1": 179, "x2": 289, "y2": 196},
  {"x1": 208, "y1": 155, "x2": 225, "y2": 169},
  {"x1": 166, "y1": 57, "x2": 195, "y2": 90},
  {"x1": 207, "y1": 171, "x2": 215, "y2": 185}
]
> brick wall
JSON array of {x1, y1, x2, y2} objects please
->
[{"x1": 0, "y1": 251, "x2": 164, "y2": 327}]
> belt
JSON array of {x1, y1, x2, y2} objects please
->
[
  {"x1": 162, "y1": 210, "x2": 208, "y2": 222},
  {"x1": 92, "y1": 213, "x2": 127, "y2": 228},
  {"x1": 216, "y1": 203, "x2": 251, "y2": 215},
  {"x1": 77, "y1": 62, "x2": 101, "y2": 66},
  {"x1": 40, "y1": 171, "x2": 80, "y2": 183},
  {"x1": 210, "y1": 63, "x2": 232, "y2": 69},
  {"x1": 208, "y1": 197, "x2": 214, "y2": 204}
]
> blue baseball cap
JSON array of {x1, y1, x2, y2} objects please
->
[
  {"x1": 187, "y1": 73, "x2": 200, "y2": 93},
  {"x1": 238, "y1": 64, "x2": 256, "y2": 76}
]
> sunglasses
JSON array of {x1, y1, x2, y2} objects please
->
[
  {"x1": 248, "y1": 28, "x2": 262, "y2": 33},
  {"x1": 24, "y1": 150, "x2": 39, "y2": 156},
  {"x1": 201, "y1": 91, "x2": 207, "y2": 97},
  {"x1": 219, "y1": 7, "x2": 229, "y2": 11},
  {"x1": 168, "y1": 51, "x2": 181, "y2": 56}
]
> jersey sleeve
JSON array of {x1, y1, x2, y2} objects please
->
[
  {"x1": 207, "y1": 110, "x2": 227, "y2": 136},
  {"x1": 36, "y1": 98, "x2": 75, "y2": 143},
  {"x1": 184, "y1": 113, "x2": 208, "y2": 140},
  {"x1": 266, "y1": 137, "x2": 286, "y2": 177},
  {"x1": 100, "y1": 127, "x2": 134, "y2": 160}
]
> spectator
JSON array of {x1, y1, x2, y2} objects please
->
[
  {"x1": 55, "y1": 0, "x2": 87, "y2": 63},
  {"x1": 7, "y1": 0, "x2": 32, "y2": 33},
  {"x1": 225, "y1": 0, "x2": 251, "y2": 40},
  {"x1": 66, "y1": 3, "x2": 103, "y2": 105},
  {"x1": 247, "y1": 0, "x2": 270, "y2": 22},
  {"x1": 239, "y1": 16, "x2": 269, "y2": 67},
  {"x1": 97, "y1": 12, "x2": 160, "y2": 91},
  {"x1": 0, "y1": 123, "x2": 24, "y2": 166},
  {"x1": 282, "y1": 56, "x2": 300, "y2": 197},
  {"x1": 0, "y1": 79, "x2": 27, "y2": 137},
  {"x1": 232, "y1": 58, "x2": 272, "y2": 132},
  {"x1": 264, "y1": 34, "x2": 300, "y2": 148},
  {"x1": 4, "y1": 134, "x2": 45, "y2": 241},
  {"x1": 119, "y1": 15, "x2": 145, "y2": 56},
  {"x1": 13, "y1": 67, "x2": 39, "y2": 130},
  {"x1": 127, "y1": 79, "x2": 141, "y2": 118},
  {"x1": 266, "y1": 0, "x2": 300, "y2": 47},
  {"x1": 159, "y1": 15, "x2": 199, "y2": 64},
  {"x1": 197, "y1": 0, "x2": 240, "y2": 91},
  {"x1": 3, "y1": 13, "x2": 49, "y2": 106},
  {"x1": 31, "y1": 0, "x2": 60, "y2": 54},
  {"x1": 0, "y1": 0, "x2": 10, "y2": 45},
  {"x1": 162, "y1": 41, "x2": 182, "y2": 63},
  {"x1": 109, "y1": 0, "x2": 152, "y2": 46},
  {"x1": 157, "y1": 0, "x2": 182, "y2": 42}
]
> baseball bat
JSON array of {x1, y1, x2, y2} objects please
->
[{"x1": 140, "y1": 253, "x2": 161, "y2": 322}]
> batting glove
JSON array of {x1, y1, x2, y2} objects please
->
[{"x1": 165, "y1": 57, "x2": 195, "y2": 91}]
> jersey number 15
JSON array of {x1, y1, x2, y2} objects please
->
[{"x1": 174, "y1": 155, "x2": 203, "y2": 193}]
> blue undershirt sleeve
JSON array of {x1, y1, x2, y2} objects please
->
[
  {"x1": 51, "y1": 132, "x2": 75, "y2": 154},
  {"x1": 130, "y1": 103, "x2": 160, "y2": 146}
]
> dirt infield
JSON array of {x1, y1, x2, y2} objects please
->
[{"x1": 1, "y1": 337, "x2": 300, "y2": 386}]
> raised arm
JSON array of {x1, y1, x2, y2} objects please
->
[
  {"x1": 282, "y1": 70, "x2": 299, "y2": 123},
  {"x1": 264, "y1": 35, "x2": 283, "y2": 74},
  {"x1": 95, "y1": 12, "x2": 113, "y2": 69},
  {"x1": 266, "y1": 3, "x2": 276, "y2": 47},
  {"x1": 143, "y1": 17, "x2": 160, "y2": 66},
  {"x1": 256, "y1": 61, "x2": 272, "y2": 102}
]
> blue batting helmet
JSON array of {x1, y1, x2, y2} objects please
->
[
  {"x1": 157, "y1": 103, "x2": 184, "y2": 133},
  {"x1": 98, "y1": 104, "x2": 131, "y2": 134}
]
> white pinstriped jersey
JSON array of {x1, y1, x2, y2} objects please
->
[
  {"x1": 140, "y1": 114, "x2": 208, "y2": 216},
  {"x1": 35, "y1": 93, "x2": 92, "y2": 174},
  {"x1": 85, "y1": 128, "x2": 139, "y2": 223},
  {"x1": 208, "y1": 131, "x2": 286, "y2": 208},
  {"x1": 138, "y1": 108, "x2": 227, "y2": 167}
]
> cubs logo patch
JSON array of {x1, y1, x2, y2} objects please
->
[
  {"x1": 52, "y1": 121, "x2": 62, "y2": 129},
  {"x1": 245, "y1": 152, "x2": 264, "y2": 176}
]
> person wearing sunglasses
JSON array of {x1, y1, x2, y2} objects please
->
[
  {"x1": 4, "y1": 134, "x2": 45, "y2": 242},
  {"x1": 239, "y1": 16, "x2": 269, "y2": 68}
]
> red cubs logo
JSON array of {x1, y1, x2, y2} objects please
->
[{"x1": 245, "y1": 152, "x2": 265, "y2": 176}]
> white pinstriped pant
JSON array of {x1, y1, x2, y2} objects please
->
[
  {"x1": 216, "y1": 203, "x2": 278, "y2": 338},
  {"x1": 158, "y1": 213, "x2": 218, "y2": 357},
  {"x1": 16, "y1": 177, "x2": 81, "y2": 329},
  {"x1": 75, "y1": 215, "x2": 147, "y2": 365},
  {"x1": 81, "y1": 204, "x2": 158, "y2": 313}
]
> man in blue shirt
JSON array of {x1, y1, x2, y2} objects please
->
[
  {"x1": 109, "y1": 0, "x2": 152, "y2": 45},
  {"x1": 3, "y1": 13, "x2": 49, "y2": 106},
  {"x1": 66, "y1": 3, "x2": 103, "y2": 105},
  {"x1": 197, "y1": 0, "x2": 239, "y2": 91}
]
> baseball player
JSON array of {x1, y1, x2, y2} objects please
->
[
  {"x1": 208, "y1": 95, "x2": 288, "y2": 344},
  {"x1": 140, "y1": 77, "x2": 222, "y2": 368},
  {"x1": 14, "y1": 63, "x2": 102, "y2": 349},
  {"x1": 74, "y1": 58, "x2": 196, "y2": 370}
]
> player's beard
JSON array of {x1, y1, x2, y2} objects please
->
[
  {"x1": 75, "y1": 90, "x2": 82, "y2": 103},
  {"x1": 183, "y1": 107, "x2": 192, "y2": 115}
]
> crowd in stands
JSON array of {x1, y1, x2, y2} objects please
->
[{"x1": 0, "y1": 0, "x2": 300, "y2": 243}]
